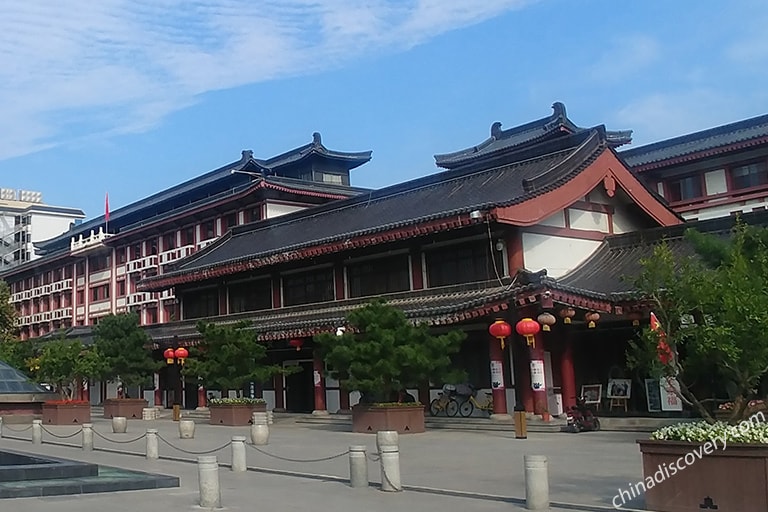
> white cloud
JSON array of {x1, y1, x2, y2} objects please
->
[
  {"x1": 588, "y1": 34, "x2": 660, "y2": 84},
  {"x1": 0, "y1": 0, "x2": 530, "y2": 160}
]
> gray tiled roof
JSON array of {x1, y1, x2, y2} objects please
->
[
  {"x1": 621, "y1": 113, "x2": 768, "y2": 169},
  {"x1": 434, "y1": 102, "x2": 632, "y2": 169},
  {"x1": 143, "y1": 129, "x2": 606, "y2": 284}
]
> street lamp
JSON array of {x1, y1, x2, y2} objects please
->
[{"x1": 164, "y1": 346, "x2": 188, "y2": 421}]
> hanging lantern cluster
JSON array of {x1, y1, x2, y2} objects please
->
[
  {"x1": 164, "y1": 348, "x2": 175, "y2": 364},
  {"x1": 585, "y1": 312, "x2": 600, "y2": 328},
  {"x1": 537, "y1": 312, "x2": 556, "y2": 331},
  {"x1": 488, "y1": 319, "x2": 512, "y2": 349},
  {"x1": 164, "y1": 347, "x2": 189, "y2": 365},
  {"x1": 289, "y1": 338, "x2": 304, "y2": 352},
  {"x1": 515, "y1": 318, "x2": 541, "y2": 347},
  {"x1": 558, "y1": 307, "x2": 576, "y2": 324}
]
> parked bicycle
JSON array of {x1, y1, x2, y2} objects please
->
[
  {"x1": 429, "y1": 384, "x2": 459, "y2": 417},
  {"x1": 453, "y1": 383, "x2": 493, "y2": 417}
]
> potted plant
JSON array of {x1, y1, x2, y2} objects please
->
[
  {"x1": 93, "y1": 313, "x2": 161, "y2": 419},
  {"x1": 628, "y1": 222, "x2": 768, "y2": 511},
  {"x1": 314, "y1": 300, "x2": 465, "y2": 434},
  {"x1": 183, "y1": 320, "x2": 289, "y2": 426},
  {"x1": 36, "y1": 338, "x2": 104, "y2": 425}
]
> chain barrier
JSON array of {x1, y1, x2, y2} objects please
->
[
  {"x1": 157, "y1": 434, "x2": 232, "y2": 455},
  {"x1": 247, "y1": 443, "x2": 350, "y2": 463},
  {"x1": 93, "y1": 429, "x2": 147, "y2": 444},
  {"x1": 366, "y1": 452, "x2": 381, "y2": 462},
  {"x1": 2, "y1": 424, "x2": 33, "y2": 433},
  {"x1": 41, "y1": 425, "x2": 83, "y2": 439}
]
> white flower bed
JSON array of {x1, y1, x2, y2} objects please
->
[{"x1": 651, "y1": 419, "x2": 768, "y2": 444}]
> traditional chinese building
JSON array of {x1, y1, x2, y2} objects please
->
[{"x1": 138, "y1": 103, "x2": 684, "y2": 417}]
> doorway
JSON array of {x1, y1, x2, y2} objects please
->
[{"x1": 284, "y1": 360, "x2": 313, "y2": 413}]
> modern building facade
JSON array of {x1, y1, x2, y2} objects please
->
[{"x1": 0, "y1": 189, "x2": 84, "y2": 270}]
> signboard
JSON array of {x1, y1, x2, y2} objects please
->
[
  {"x1": 660, "y1": 377, "x2": 683, "y2": 411},
  {"x1": 645, "y1": 379, "x2": 662, "y2": 412},
  {"x1": 530, "y1": 360, "x2": 546, "y2": 391},
  {"x1": 313, "y1": 370, "x2": 322, "y2": 388},
  {"x1": 249, "y1": 381, "x2": 255, "y2": 399},
  {"x1": 490, "y1": 360, "x2": 504, "y2": 389}
]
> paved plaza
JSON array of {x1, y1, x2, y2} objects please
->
[{"x1": 0, "y1": 414, "x2": 649, "y2": 511}]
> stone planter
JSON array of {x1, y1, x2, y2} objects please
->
[
  {"x1": 209, "y1": 403, "x2": 267, "y2": 426},
  {"x1": 179, "y1": 419, "x2": 195, "y2": 439},
  {"x1": 41, "y1": 402, "x2": 91, "y2": 425},
  {"x1": 637, "y1": 439, "x2": 768, "y2": 512},
  {"x1": 103, "y1": 398, "x2": 149, "y2": 420},
  {"x1": 352, "y1": 404, "x2": 425, "y2": 434}
]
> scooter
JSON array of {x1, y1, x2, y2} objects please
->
[{"x1": 565, "y1": 397, "x2": 601, "y2": 433}]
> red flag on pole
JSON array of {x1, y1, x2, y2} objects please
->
[
  {"x1": 650, "y1": 312, "x2": 673, "y2": 365},
  {"x1": 105, "y1": 192, "x2": 110, "y2": 223}
]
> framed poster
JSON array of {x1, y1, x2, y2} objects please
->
[
  {"x1": 490, "y1": 360, "x2": 504, "y2": 389},
  {"x1": 660, "y1": 377, "x2": 683, "y2": 411},
  {"x1": 530, "y1": 360, "x2": 545, "y2": 391},
  {"x1": 645, "y1": 379, "x2": 662, "y2": 412},
  {"x1": 607, "y1": 379, "x2": 632, "y2": 399},
  {"x1": 581, "y1": 384, "x2": 602, "y2": 405}
]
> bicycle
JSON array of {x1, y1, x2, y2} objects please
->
[
  {"x1": 429, "y1": 390, "x2": 459, "y2": 417},
  {"x1": 458, "y1": 391, "x2": 493, "y2": 417}
]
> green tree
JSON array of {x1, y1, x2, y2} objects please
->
[
  {"x1": 0, "y1": 280, "x2": 18, "y2": 341},
  {"x1": 36, "y1": 338, "x2": 106, "y2": 400},
  {"x1": 93, "y1": 313, "x2": 161, "y2": 391},
  {"x1": 628, "y1": 222, "x2": 768, "y2": 425},
  {"x1": 183, "y1": 320, "x2": 289, "y2": 392},
  {"x1": 314, "y1": 300, "x2": 466, "y2": 404}
]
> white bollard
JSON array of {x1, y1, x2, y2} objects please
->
[
  {"x1": 349, "y1": 445, "x2": 369, "y2": 488},
  {"x1": 82, "y1": 423, "x2": 94, "y2": 451},
  {"x1": 0, "y1": 416, "x2": 3, "y2": 438},
  {"x1": 179, "y1": 419, "x2": 195, "y2": 439},
  {"x1": 231, "y1": 436, "x2": 247, "y2": 472},
  {"x1": 250, "y1": 415, "x2": 269, "y2": 445},
  {"x1": 146, "y1": 429, "x2": 159, "y2": 460},
  {"x1": 376, "y1": 431, "x2": 401, "y2": 492},
  {"x1": 112, "y1": 416, "x2": 127, "y2": 433},
  {"x1": 198, "y1": 456, "x2": 222, "y2": 509},
  {"x1": 266, "y1": 410, "x2": 273, "y2": 425},
  {"x1": 252, "y1": 412, "x2": 267, "y2": 424},
  {"x1": 32, "y1": 419, "x2": 42, "y2": 445},
  {"x1": 524, "y1": 455, "x2": 550, "y2": 511}
]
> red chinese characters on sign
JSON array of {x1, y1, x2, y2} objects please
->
[{"x1": 650, "y1": 312, "x2": 674, "y2": 365}]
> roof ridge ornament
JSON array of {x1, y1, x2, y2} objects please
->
[
  {"x1": 241, "y1": 150, "x2": 254, "y2": 161},
  {"x1": 552, "y1": 101, "x2": 567, "y2": 119},
  {"x1": 490, "y1": 122, "x2": 503, "y2": 140},
  {"x1": 312, "y1": 132, "x2": 322, "y2": 145}
]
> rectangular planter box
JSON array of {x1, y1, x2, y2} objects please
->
[
  {"x1": 638, "y1": 439, "x2": 768, "y2": 512},
  {"x1": 103, "y1": 398, "x2": 149, "y2": 420},
  {"x1": 352, "y1": 404, "x2": 425, "y2": 434},
  {"x1": 41, "y1": 403, "x2": 91, "y2": 425},
  {"x1": 209, "y1": 403, "x2": 267, "y2": 426}
]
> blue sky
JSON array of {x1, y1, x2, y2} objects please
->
[{"x1": 1, "y1": 0, "x2": 767, "y2": 218}]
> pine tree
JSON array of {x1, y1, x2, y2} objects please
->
[{"x1": 93, "y1": 313, "x2": 161, "y2": 390}]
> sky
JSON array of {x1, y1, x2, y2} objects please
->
[{"x1": 1, "y1": 0, "x2": 767, "y2": 219}]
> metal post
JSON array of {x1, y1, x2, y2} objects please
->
[
  {"x1": 82, "y1": 423, "x2": 94, "y2": 451},
  {"x1": 0, "y1": 416, "x2": 3, "y2": 438},
  {"x1": 348, "y1": 445, "x2": 369, "y2": 488},
  {"x1": 146, "y1": 429, "x2": 159, "y2": 460},
  {"x1": 198, "y1": 456, "x2": 222, "y2": 509},
  {"x1": 32, "y1": 419, "x2": 42, "y2": 445},
  {"x1": 376, "y1": 431, "x2": 401, "y2": 492},
  {"x1": 524, "y1": 455, "x2": 549, "y2": 510},
  {"x1": 231, "y1": 436, "x2": 247, "y2": 472}
]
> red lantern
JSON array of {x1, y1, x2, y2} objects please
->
[
  {"x1": 488, "y1": 320, "x2": 512, "y2": 350},
  {"x1": 289, "y1": 338, "x2": 303, "y2": 352},
  {"x1": 585, "y1": 312, "x2": 600, "y2": 328},
  {"x1": 516, "y1": 318, "x2": 541, "y2": 347},
  {"x1": 537, "y1": 312, "x2": 556, "y2": 332},
  {"x1": 174, "y1": 347, "x2": 189, "y2": 365},
  {"x1": 558, "y1": 307, "x2": 576, "y2": 324},
  {"x1": 163, "y1": 348, "x2": 175, "y2": 365}
]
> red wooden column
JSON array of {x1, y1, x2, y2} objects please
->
[
  {"x1": 339, "y1": 386, "x2": 350, "y2": 413},
  {"x1": 528, "y1": 330, "x2": 549, "y2": 418},
  {"x1": 560, "y1": 331, "x2": 577, "y2": 410},
  {"x1": 312, "y1": 354, "x2": 328, "y2": 415},
  {"x1": 274, "y1": 374, "x2": 285, "y2": 412},
  {"x1": 489, "y1": 334, "x2": 511, "y2": 420},
  {"x1": 520, "y1": 352, "x2": 534, "y2": 413},
  {"x1": 154, "y1": 372, "x2": 163, "y2": 408}
]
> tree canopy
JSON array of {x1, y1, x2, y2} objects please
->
[
  {"x1": 35, "y1": 337, "x2": 105, "y2": 400},
  {"x1": 93, "y1": 313, "x2": 160, "y2": 389},
  {"x1": 314, "y1": 300, "x2": 466, "y2": 404},
  {"x1": 183, "y1": 320, "x2": 288, "y2": 392},
  {"x1": 628, "y1": 222, "x2": 768, "y2": 424},
  {"x1": 0, "y1": 280, "x2": 18, "y2": 341}
]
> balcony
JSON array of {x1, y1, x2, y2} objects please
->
[
  {"x1": 52, "y1": 307, "x2": 73, "y2": 320},
  {"x1": 10, "y1": 292, "x2": 23, "y2": 303},
  {"x1": 126, "y1": 255, "x2": 159, "y2": 274},
  {"x1": 51, "y1": 278, "x2": 73, "y2": 292},
  {"x1": 127, "y1": 291, "x2": 158, "y2": 307},
  {"x1": 159, "y1": 289, "x2": 175, "y2": 301},
  {"x1": 31, "y1": 286, "x2": 44, "y2": 298},
  {"x1": 41, "y1": 311, "x2": 52, "y2": 322},
  {"x1": 22, "y1": 290, "x2": 32, "y2": 300},
  {"x1": 197, "y1": 237, "x2": 219, "y2": 250},
  {"x1": 70, "y1": 228, "x2": 113, "y2": 253},
  {"x1": 17, "y1": 315, "x2": 31, "y2": 326},
  {"x1": 31, "y1": 313, "x2": 43, "y2": 324},
  {"x1": 159, "y1": 245, "x2": 195, "y2": 265}
]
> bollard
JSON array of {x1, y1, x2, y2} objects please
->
[
  {"x1": 179, "y1": 419, "x2": 195, "y2": 439},
  {"x1": 0, "y1": 416, "x2": 3, "y2": 438},
  {"x1": 348, "y1": 445, "x2": 369, "y2": 488},
  {"x1": 32, "y1": 419, "x2": 42, "y2": 445},
  {"x1": 376, "y1": 431, "x2": 401, "y2": 492},
  {"x1": 524, "y1": 455, "x2": 549, "y2": 510},
  {"x1": 112, "y1": 416, "x2": 127, "y2": 434},
  {"x1": 252, "y1": 412, "x2": 267, "y2": 424},
  {"x1": 146, "y1": 429, "x2": 159, "y2": 460},
  {"x1": 198, "y1": 456, "x2": 222, "y2": 509},
  {"x1": 231, "y1": 436, "x2": 247, "y2": 472},
  {"x1": 82, "y1": 423, "x2": 94, "y2": 451},
  {"x1": 250, "y1": 414, "x2": 269, "y2": 445},
  {"x1": 514, "y1": 406, "x2": 528, "y2": 439},
  {"x1": 266, "y1": 410, "x2": 274, "y2": 425}
]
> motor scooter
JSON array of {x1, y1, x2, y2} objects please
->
[{"x1": 565, "y1": 396, "x2": 601, "y2": 433}]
